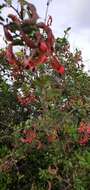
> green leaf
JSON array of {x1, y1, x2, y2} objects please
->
[{"x1": 47, "y1": 88, "x2": 60, "y2": 99}]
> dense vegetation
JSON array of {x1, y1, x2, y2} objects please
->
[{"x1": 0, "y1": 0, "x2": 90, "y2": 189}]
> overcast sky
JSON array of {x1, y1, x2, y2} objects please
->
[{"x1": 0, "y1": 0, "x2": 90, "y2": 72}]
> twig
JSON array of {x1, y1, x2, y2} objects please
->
[
  {"x1": 4, "y1": 1, "x2": 20, "y2": 18},
  {"x1": 0, "y1": 121, "x2": 9, "y2": 127},
  {"x1": 44, "y1": 0, "x2": 52, "y2": 23},
  {"x1": 10, "y1": 4, "x2": 20, "y2": 17}
]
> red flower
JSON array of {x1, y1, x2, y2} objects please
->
[{"x1": 39, "y1": 42, "x2": 48, "y2": 52}]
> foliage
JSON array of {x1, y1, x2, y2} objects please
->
[{"x1": 0, "y1": 0, "x2": 90, "y2": 190}]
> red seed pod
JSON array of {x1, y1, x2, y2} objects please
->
[
  {"x1": 24, "y1": 57, "x2": 36, "y2": 70},
  {"x1": 6, "y1": 44, "x2": 17, "y2": 65},
  {"x1": 37, "y1": 22, "x2": 55, "y2": 51},
  {"x1": 35, "y1": 55, "x2": 48, "y2": 65},
  {"x1": 39, "y1": 42, "x2": 48, "y2": 52},
  {"x1": 58, "y1": 65, "x2": 65, "y2": 75},
  {"x1": 47, "y1": 16, "x2": 52, "y2": 27},
  {"x1": 22, "y1": 3, "x2": 39, "y2": 24},
  {"x1": 8, "y1": 14, "x2": 21, "y2": 25},
  {"x1": 20, "y1": 31, "x2": 36, "y2": 48},
  {"x1": 51, "y1": 56, "x2": 65, "y2": 74},
  {"x1": 4, "y1": 27, "x2": 13, "y2": 41}
]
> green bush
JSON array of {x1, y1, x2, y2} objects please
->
[{"x1": 0, "y1": 1, "x2": 90, "y2": 189}]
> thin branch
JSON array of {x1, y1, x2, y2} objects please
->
[
  {"x1": 0, "y1": 121, "x2": 9, "y2": 127},
  {"x1": 44, "y1": 0, "x2": 52, "y2": 23},
  {"x1": 10, "y1": 4, "x2": 21, "y2": 18},
  {"x1": 4, "y1": 1, "x2": 20, "y2": 18}
]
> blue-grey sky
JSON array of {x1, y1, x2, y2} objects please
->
[{"x1": 0, "y1": 0, "x2": 90, "y2": 72}]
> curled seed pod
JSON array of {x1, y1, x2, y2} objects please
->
[
  {"x1": 20, "y1": 31, "x2": 37, "y2": 48},
  {"x1": 6, "y1": 44, "x2": 17, "y2": 65},
  {"x1": 4, "y1": 26, "x2": 13, "y2": 41},
  {"x1": 8, "y1": 14, "x2": 21, "y2": 25}
]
